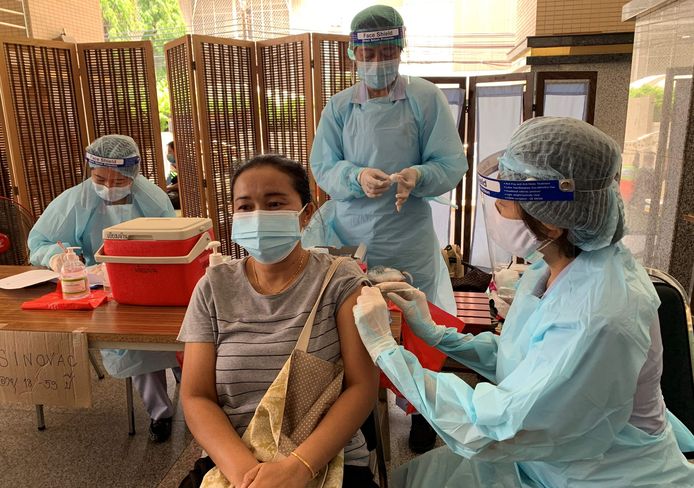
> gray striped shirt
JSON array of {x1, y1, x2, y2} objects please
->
[{"x1": 178, "y1": 252, "x2": 370, "y2": 466}]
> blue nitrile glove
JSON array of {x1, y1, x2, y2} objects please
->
[
  {"x1": 353, "y1": 287, "x2": 398, "y2": 363},
  {"x1": 376, "y1": 282, "x2": 446, "y2": 347}
]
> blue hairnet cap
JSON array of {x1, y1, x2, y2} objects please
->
[
  {"x1": 85, "y1": 134, "x2": 141, "y2": 179},
  {"x1": 348, "y1": 5, "x2": 405, "y2": 60},
  {"x1": 499, "y1": 117, "x2": 625, "y2": 251}
]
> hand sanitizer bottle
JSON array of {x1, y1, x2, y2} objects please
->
[
  {"x1": 207, "y1": 241, "x2": 224, "y2": 267},
  {"x1": 61, "y1": 247, "x2": 90, "y2": 300}
]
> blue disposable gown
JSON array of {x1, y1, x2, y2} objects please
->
[
  {"x1": 28, "y1": 175, "x2": 179, "y2": 378},
  {"x1": 305, "y1": 77, "x2": 467, "y2": 314},
  {"x1": 376, "y1": 244, "x2": 694, "y2": 487}
]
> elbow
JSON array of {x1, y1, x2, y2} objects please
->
[
  {"x1": 345, "y1": 366, "x2": 380, "y2": 408},
  {"x1": 366, "y1": 365, "x2": 380, "y2": 397},
  {"x1": 181, "y1": 388, "x2": 212, "y2": 413}
]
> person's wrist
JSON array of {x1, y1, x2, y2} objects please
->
[
  {"x1": 370, "y1": 335, "x2": 398, "y2": 362},
  {"x1": 286, "y1": 452, "x2": 315, "y2": 483},
  {"x1": 233, "y1": 459, "x2": 260, "y2": 487},
  {"x1": 425, "y1": 324, "x2": 446, "y2": 346},
  {"x1": 409, "y1": 319, "x2": 442, "y2": 346},
  {"x1": 356, "y1": 168, "x2": 364, "y2": 183},
  {"x1": 412, "y1": 167, "x2": 421, "y2": 182}
]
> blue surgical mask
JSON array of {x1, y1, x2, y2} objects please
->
[
  {"x1": 167, "y1": 154, "x2": 176, "y2": 164},
  {"x1": 92, "y1": 180, "x2": 132, "y2": 203},
  {"x1": 231, "y1": 206, "x2": 306, "y2": 264},
  {"x1": 357, "y1": 59, "x2": 400, "y2": 90}
]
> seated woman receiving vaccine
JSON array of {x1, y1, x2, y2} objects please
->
[{"x1": 178, "y1": 155, "x2": 379, "y2": 488}]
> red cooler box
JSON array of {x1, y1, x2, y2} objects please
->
[{"x1": 95, "y1": 217, "x2": 213, "y2": 306}]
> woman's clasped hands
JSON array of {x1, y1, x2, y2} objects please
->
[{"x1": 238, "y1": 455, "x2": 313, "y2": 488}]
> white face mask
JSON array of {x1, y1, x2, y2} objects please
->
[
  {"x1": 486, "y1": 204, "x2": 549, "y2": 262},
  {"x1": 92, "y1": 180, "x2": 132, "y2": 202}
]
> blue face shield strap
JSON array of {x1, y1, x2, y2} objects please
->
[
  {"x1": 478, "y1": 173, "x2": 575, "y2": 202},
  {"x1": 477, "y1": 151, "x2": 576, "y2": 202}
]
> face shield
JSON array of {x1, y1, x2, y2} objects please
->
[
  {"x1": 79, "y1": 143, "x2": 141, "y2": 230},
  {"x1": 86, "y1": 151, "x2": 138, "y2": 200},
  {"x1": 477, "y1": 151, "x2": 576, "y2": 310},
  {"x1": 348, "y1": 27, "x2": 405, "y2": 90}
]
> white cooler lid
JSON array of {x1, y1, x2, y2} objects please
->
[{"x1": 103, "y1": 217, "x2": 213, "y2": 241}]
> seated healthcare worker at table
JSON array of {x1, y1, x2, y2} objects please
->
[
  {"x1": 27, "y1": 134, "x2": 180, "y2": 443},
  {"x1": 353, "y1": 117, "x2": 694, "y2": 487}
]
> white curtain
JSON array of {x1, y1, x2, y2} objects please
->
[
  {"x1": 428, "y1": 88, "x2": 465, "y2": 248},
  {"x1": 470, "y1": 84, "x2": 524, "y2": 270},
  {"x1": 543, "y1": 80, "x2": 589, "y2": 121}
]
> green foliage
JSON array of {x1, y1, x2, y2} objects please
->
[
  {"x1": 157, "y1": 77, "x2": 171, "y2": 131},
  {"x1": 101, "y1": 0, "x2": 143, "y2": 38},
  {"x1": 629, "y1": 85, "x2": 664, "y2": 120},
  {"x1": 101, "y1": 0, "x2": 186, "y2": 131}
]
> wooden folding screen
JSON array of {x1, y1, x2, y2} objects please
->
[
  {"x1": 256, "y1": 34, "x2": 314, "y2": 173},
  {"x1": 0, "y1": 38, "x2": 165, "y2": 218},
  {"x1": 164, "y1": 36, "x2": 206, "y2": 219},
  {"x1": 166, "y1": 33, "x2": 355, "y2": 255},
  {"x1": 78, "y1": 41, "x2": 165, "y2": 189},
  {"x1": 311, "y1": 34, "x2": 354, "y2": 124},
  {"x1": 193, "y1": 35, "x2": 261, "y2": 257},
  {"x1": 0, "y1": 39, "x2": 89, "y2": 217},
  {"x1": 311, "y1": 34, "x2": 354, "y2": 203},
  {"x1": 0, "y1": 115, "x2": 12, "y2": 199}
]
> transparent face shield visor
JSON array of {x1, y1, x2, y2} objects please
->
[
  {"x1": 83, "y1": 152, "x2": 139, "y2": 220},
  {"x1": 477, "y1": 151, "x2": 576, "y2": 306}
]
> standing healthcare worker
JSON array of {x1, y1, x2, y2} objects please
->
[
  {"x1": 353, "y1": 117, "x2": 694, "y2": 486},
  {"x1": 306, "y1": 4, "x2": 467, "y2": 316},
  {"x1": 306, "y1": 5, "x2": 467, "y2": 453},
  {"x1": 28, "y1": 134, "x2": 180, "y2": 443}
]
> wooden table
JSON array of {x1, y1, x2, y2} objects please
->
[
  {"x1": 0, "y1": 266, "x2": 185, "y2": 351},
  {"x1": 1, "y1": 265, "x2": 186, "y2": 432}
]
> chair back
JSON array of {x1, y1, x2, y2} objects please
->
[{"x1": 647, "y1": 268, "x2": 694, "y2": 434}]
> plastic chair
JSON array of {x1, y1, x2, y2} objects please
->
[{"x1": 647, "y1": 268, "x2": 694, "y2": 458}]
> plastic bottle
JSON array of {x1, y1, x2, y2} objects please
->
[
  {"x1": 60, "y1": 247, "x2": 90, "y2": 300},
  {"x1": 207, "y1": 241, "x2": 224, "y2": 267}
]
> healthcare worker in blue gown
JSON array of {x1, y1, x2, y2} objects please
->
[
  {"x1": 304, "y1": 4, "x2": 467, "y2": 454},
  {"x1": 304, "y1": 4, "x2": 467, "y2": 317},
  {"x1": 28, "y1": 134, "x2": 180, "y2": 443},
  {"x1": 353, "y1": 117, "x2": 694, "y2": 487}
]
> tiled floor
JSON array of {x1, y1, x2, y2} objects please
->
[
  {"x1": 1, "y1": 364, "x2": 692, "y2": 487},
  {"x1": 0, "y1": 356, "x2": 474, "y2": 487},
  {"x1": 0, "y1": 361, "x2": 192, "y2": 488}
]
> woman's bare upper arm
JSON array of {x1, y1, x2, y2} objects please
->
[
  {"x1": 336, "y1": 285, "x2": 380, "y2": 389},
  {"x1": 181, "y1": 342, "x2": 218, "y2": 401}
]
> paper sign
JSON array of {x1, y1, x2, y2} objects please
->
[
  {"x1": 0, "y1": 330, "x2": 92, "y2": 408},
  {"x1": 0, "y1": 269, "x2": 58, "y2": 290}
]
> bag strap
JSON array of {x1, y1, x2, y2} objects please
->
[{"x1": 295, "y1": 257, "x2": 347, "y2": 352}]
